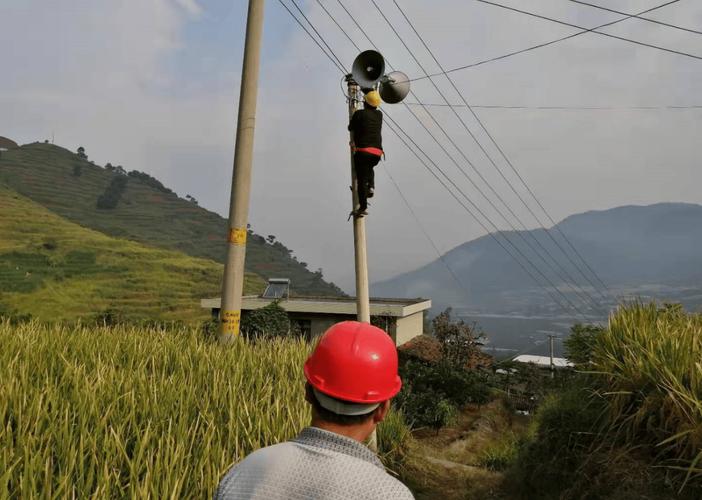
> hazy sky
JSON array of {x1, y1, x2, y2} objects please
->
[{"x1": 2, "y1": 0, "x2": 701, "y2": 292}]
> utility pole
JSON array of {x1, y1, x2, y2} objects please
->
[
  {"x1": 220, "y1": 0, "x2": 265, "y2": 340},
  {"x1": 346, "y1": 78, "x2": 371, "y2": 324},
  {"x1": 548, "y1": 334, "x2": 555, "y2": 379},
  {"x1": 347, "y1": 77, "x2": 375, "y2": 452}
]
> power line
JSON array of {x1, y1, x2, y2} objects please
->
[
  {"x1": 568, "y1": 0, "x2": 702, "y2": 36},
  {"x1": 409, "y1": 0, "x2": 683, "y2": 81},
  {"x1": 322, "y1": 0, "x2": 550, "y2": 311},
  {"x1": 403, "y1": 102, "x2": 702, "y2": 110},
  {"x1": 383, "y1": 167, "x2": 473, "y2": 302},
  {"x1": 335, "y1": 0, "x2": 601, "y2": 313},
  {"x1": 476, "y1": 0, "x2": 702, "y2": 62},
  {"x1": 280, "y1": 0, "x2": 472, "y2": 305},
  {"x1": 279, "y1": 0, "x2": 592, "y2": 319},
  {"x1": 382, "y1": 112, "x2": 590, "y2": 320},
  {"x1": 339, "y1": 0, "x2": 598, "y2": 316},
  {"x1": 275, "y1": 0, "x2": 345, "y2": 73},
  {"x1": 289, "y1": 0, "x2": 347, "y2": 71},
  {"x1": 370, "y1": 0, "x2": 607, "y2": 311},
  {"x1": 393, "y1": 0, "x2": 612, "y2": 297}
]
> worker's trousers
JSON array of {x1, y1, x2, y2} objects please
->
[{"x1": 354, "y1": 151, "x2": 380, "y2": 211}]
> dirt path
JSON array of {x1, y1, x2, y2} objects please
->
[{"x1": 401, "y1": 399, "x2": 529, "y2": 500}]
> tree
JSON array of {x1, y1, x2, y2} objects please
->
[
  {"x1": 564, "y1": 323, "x2": 604, "y2": 365},
  {"x1": 96, "y1": 175, "x2": 128, "y2": 209},
  {"x1": 266, "y1": 235, "x2": 276, "y2": 244},
  {"x1": 185, "y1": 194, "x2": 199, "y2": 205},
  {"x1": 432, "y1": 308, "x2": 484, "y2": 368},
  {"x1": 77, "y1": 146, "x2": 87, "y2": 160}
]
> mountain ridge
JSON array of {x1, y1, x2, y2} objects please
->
[
  {"x1": 373, "y1": 202, "x2": 702, "y2": 316},
  {"x1": 0, "y1": 141, "x2": 342, "y2": 296}
]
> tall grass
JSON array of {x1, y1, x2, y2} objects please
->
[
  {"x1": 593, "y1": 303, "x2": 702, "y2": 486},
  {"x1": 0, "y1": 320, "x2": 311, "y2": 498}
]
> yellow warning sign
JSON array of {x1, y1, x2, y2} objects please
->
[
  {"x1": 228, "y1": 227, "x2": 247, "y2": 246},
  {"x1": 222, "y1": 310, "x2": 241, "y2": 336}
]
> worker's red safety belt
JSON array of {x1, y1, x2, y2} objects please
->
[{"x1": 354, "y1": 146, "x2": 383, "y2": 157}]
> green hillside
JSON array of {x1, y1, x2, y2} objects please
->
[
  {"x1": 0, "y1": 187, "x2": 264, "y2": 322},
  {"x1": 0, "y1": 142, "x2": 343, "y2": 296}
]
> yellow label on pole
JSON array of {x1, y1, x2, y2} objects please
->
[
  {"x1": 228, "y1": 227, "x2": 247, "y2": 246},
  {"x1": 222, "y1": 310, "x2": 241, "y2": 336}
]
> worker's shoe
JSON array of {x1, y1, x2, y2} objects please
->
[
  {"x1": 355, "y1": 208, "x2": 368, "y2": 217},
  {"x1": 367, "y1": 187, "x2": 375, "y2": 198}
]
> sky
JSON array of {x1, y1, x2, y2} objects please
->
[{"x1": 2, "y1": 0, "x2": 701, "y2": 292}]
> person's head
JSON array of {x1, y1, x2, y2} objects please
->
[
  {"x1": 303, "y1": 321, "x2": 401, "y2": 440},
  {"x1": 364, "y1": 90, "x2": 381, "y2": 109}
]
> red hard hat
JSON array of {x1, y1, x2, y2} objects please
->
[{"x1": 304, "y1": 321, "x2": 402, "y2": 404}]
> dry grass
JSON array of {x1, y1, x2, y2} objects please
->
[{"x1": 0, "y1": 321, "x2": 311, "y2": 498}]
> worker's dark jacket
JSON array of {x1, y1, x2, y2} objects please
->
[{"x1": 348, "y1": 107, "x2": 383, "y2": 150}]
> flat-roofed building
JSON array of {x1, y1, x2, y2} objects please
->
[
  {"x1": 201, "y1": 287, "x2": 431, "y2": 346},
  {"x1": 512, "y1": 354, "x2": 574, "y2": 369}
]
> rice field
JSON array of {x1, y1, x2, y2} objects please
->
[
  {"x1": 1, "y1": 321, "x2": 314, "y2": 498},
  {"x1": 593, "y1": 303, "x2": 702, "y2": 486}
]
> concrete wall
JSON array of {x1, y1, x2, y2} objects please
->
[
  {"x1": 213, "y1": 308, "x2": 421, "y2": 346},
  {"x1": 394, "y1": 311, "x2": 424, "y2": 346}
]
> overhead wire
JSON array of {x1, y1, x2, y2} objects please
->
[
  {"x1": 567, "y1": 0, "x2": 702, "y2": 36},
  {"x1": 277, "y1": 0, "x2": 593, "y2": 319},
  {"x1": 383, "y1": 167, "x2": 474, "y2": 302},
  {"x1": 316, "y1": 0, "x2": 482, "y2": 304},
  {"x1": 276, "y1": 0, "x2": 345, "y2": 73},
  {"x1": 393, "y1": 0, "x2": 613, "y2": 298},
  {"x1": 289, "y1": 0, "x2": 347, "y2": 71},
  {"x1": 366, "y1": 0, "x2": 606, "y2": 312},
  {"x1": 284, "y1": 0, "x2": 472, "y2": 303},
  {"x1": 403, "y1": 102, "x2": 702, "y2": 110},
  {"x1": 409, "y1": 0, "x2": 684, "y2": 81},
  {"x1": 476, "y1": 0, "x2": 702, "y2": 61},
  {"x1": 320, "y1": 2, "x2": 594, "y2": 318},
  {"x1": 381, "y1": 112, "x2": 590, "y2": 321}
]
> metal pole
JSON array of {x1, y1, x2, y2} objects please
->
[
  {"x1": 220, "y1": 0, "x2": 266, "y2": 340},
  {"x1": 347, "y1": 79, "x2": 371, "y2": 324}
]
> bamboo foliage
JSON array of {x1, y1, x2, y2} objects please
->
[{"x1": 592, "y1": 303, "x2": 702, "y2": 486}]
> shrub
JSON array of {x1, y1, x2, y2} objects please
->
[
  {"x1": 397, "y1": 359, "x2": 490, "y2": 429},
  {"x1": 240, "y1": 301, "x2": 297, "y2": 340}
]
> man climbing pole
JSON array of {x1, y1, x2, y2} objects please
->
[{"x1": 348, "y1": 90, "x2": 384, "y2": 217}]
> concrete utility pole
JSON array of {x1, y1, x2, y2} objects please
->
[
  {"x1": 347, "y1": 79, "x2": 375, "y2": 452},
  {"x1": 347, "y1": 79, "x2": 371, "y2": 324},
  {"x1": 220, "y1": 0, "x2": 265, "y2": 340},
  {"x1": 548, "y1": 334, "x2": 555, "y2": 379}
]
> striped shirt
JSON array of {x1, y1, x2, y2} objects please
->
[{"x1": 215, "y1": 427, "x2": 414, "y2": 500}]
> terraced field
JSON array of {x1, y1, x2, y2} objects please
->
[
  {"x1": 0, "y1": 187, "x2": 264, "y2": 322},
  {"x1": 0, "y1": 142, "x2": 343, "y2": 296}
]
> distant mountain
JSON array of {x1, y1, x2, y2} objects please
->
[
  {"x1": 373, "y1": 203, "x2": 702, "y2": 316},
  {"x1": 0, "y1": 142, "x2": 343, "y2": 296},
  {"x1": 0, "y1": 187, "x2": 264, "y2": 322}
]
